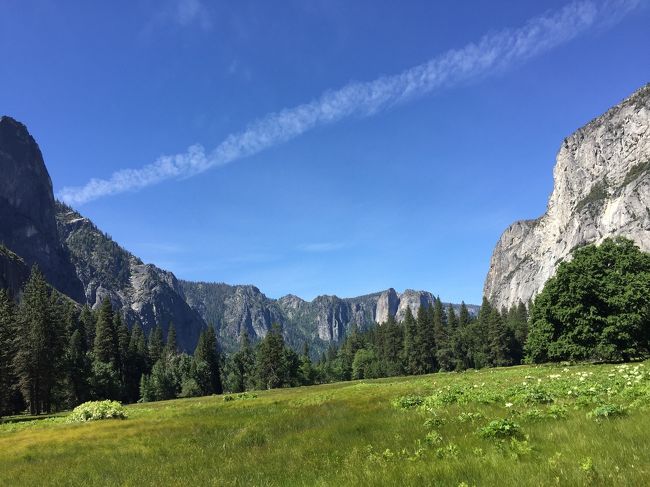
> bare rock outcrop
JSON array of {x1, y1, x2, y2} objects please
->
[{"x1": 484, "y1": 83, "x2": 650, "y2": 310}]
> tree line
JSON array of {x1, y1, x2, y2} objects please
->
[
  {"x1": 0, "y1": 267, "x2": 222, "y2": 417},
  {"x1": 2, "y1": 237, "x2": 647, "y2": 417}
]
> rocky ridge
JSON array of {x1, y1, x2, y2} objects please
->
[
  {"x1": 484, "y1": 83, "x2": 650, "y2": 310},
  {"x1": 0, "y1": 114, "x2": 478, "y2": 353}
]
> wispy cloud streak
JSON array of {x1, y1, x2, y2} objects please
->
[{"x1": 58, "y1": 0, "x2": 640, "y2": 206}]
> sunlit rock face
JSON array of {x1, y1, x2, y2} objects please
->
[{"x1": 485, "y1": 84, "x2": 650, "y2": 310}]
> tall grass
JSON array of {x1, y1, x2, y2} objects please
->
[{"x1": 1, "y1": 361, "x2": 649, "y2": 486}]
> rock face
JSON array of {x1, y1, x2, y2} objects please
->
[
  {"x1": 180, "y1": 281, "x2": 478, "y2": 353},
  {"x1": 56, "y1": 203, "x2": 205, "y2": 352},
  {"x1": 0, "y1": 116, "x2": 84, "y2": 300},
  {"x1": 0, "y1": 244, "x2": 29, "y2": 298},
  {"x1": 375, "y1": 288, "x2": 399, "y2": 323},
  {"x1": 484, "y1": 83, "x2": 650, "y2": 310},
  {"x1": 0, "y1": 114, "x2": 479, "y2": 354}
]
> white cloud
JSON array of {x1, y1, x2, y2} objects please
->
[
  {"x1": 58, "y1": 0, "x2": 641, "y2": 206},
  {"x1": 298, "y1": 242, "x2": 347, "y2": 253}
]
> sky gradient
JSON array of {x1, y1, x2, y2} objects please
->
[{"x1": 1, "y1": 0, "x2": 649, "y2": 304}]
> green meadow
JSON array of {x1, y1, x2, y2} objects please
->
[{"x1": 1, "y1": 361, "x2": 649, "y2": 486}]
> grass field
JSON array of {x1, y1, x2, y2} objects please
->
[{"x1": 1, "y1": 361, "x2": 649, "y2": 486}]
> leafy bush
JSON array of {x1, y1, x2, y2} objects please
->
[
  {"x1": 424, "y1": 430, "x2": 443, "y2": 446},
  {"x1": 423, "y1": 416, "x2": 446, "y2": 428},
  {"x1": 67, "y1": 400, "x2": 128, "y2": 423},
  {"x1": 223, "y1": 392, "x2": 258, "y2": 402},
  {"x1": 546, "y1": 405, "x2": 568, "y2": 419},
  {"x1": 478, "y1": 419, "x2": 522, "y2": 439},
  {"x1": 521, "y1": 386, "x2": 554, "y2": 404},
  {"x1": 457, "y1": 412, "x2": 484, "y2": 424},
  {"x1": 587, "y1": 404, "x2": 626, "y2": 421},
  {"x1": 392, "y1": 395, "x2": 424, "y2": 410}
]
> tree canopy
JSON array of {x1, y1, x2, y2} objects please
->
[{"x1": 526, "y1": 237, "x2": 650, "y2": 363}]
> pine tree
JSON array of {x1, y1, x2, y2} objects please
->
[
  {"x1": 298, "y1": 342, "x2": 315, "y2": 385},
  {"x1": 401, "y1": 307, "x2": 419, "y2": 375},
  {"x1": 255, "y1": 323, "x2": 288, "y2": 389},
  {"x1": 433, "y1": 297, "x2": 453, "y2": 371},
  {"x1": 506, "y1": 302, "x2": 528, "y2": 364},
  {"x1": 487, "y1": 308, "x2": 513, "y2": 367},
  {"x1": 224, "y1": 329, "x2": 255, "y2": 392},
  {"x1": 116, "y1": 315, "x2": 130, "y2": 399},
  {"x1": 66, "y1": 326, "x2": 91, "y2": 407},
  {"x1": 165, "y1": 322, "x2": 177, "y2": 356},
  {"x1": 381, "y1": 315, "x2": 403, "y2": 376},
  {"x1": 79, "y1": 304, "x2": 95, "y2": 349},
  {"x1": 194, "y1": 326, "x2": 222, "y2": 394},
  {"x1": 93, "y1": 298, "x2": 117, "y2": 364},
  {"x1": 126, "y1": 322, "x2": 148, "y2": 402},
  {"x1": 416, "y1": 304, "x2": 436, "y2": 373},
  {"x1": 470, "y1": 297, "x2": 494, "y2": 369},
  {"x1": 148, "y1": 325, "x2": 164, "y2": 365},
  {"x1": 447, "y1": 305, "x2": 462, "y2": 370},
  {"x1": 13, "y1": 267, "x2": 65, "y2": 414},
  {"x1": 0, "y1": 290, "x2": 16, "y2": 417}
]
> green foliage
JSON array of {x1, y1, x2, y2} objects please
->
[
  {"x1": 351, "y1": 348, "x2": 380, "y2": 379},
  {"x1": 194, "y1": 326, "x2": 222, "y2": 394},
  {"x1": 255, "y1": 324, "x2": 289, "y2": 390},
  {"x1": 13, "y1": 267, "x2": 66, "y2": 414},
  {"x1": 477, "y1": 419, "x2": 522, "y2": 440},
  {"x1": 67, "y1": 400, "x2": 127, "y2": 422},
  {"x1": 575, "y1": 180, "x2": 608, "y2": 212},
  {"x1": 93, "y1": 297, "x2": 117, "y2": 364},
  {"x1": 392, "y1": 395, "x2": 424, "y2": 410},
  {"x1": 2, "y1": 360, "x2": 650, "y2": 486},
  {"x1": 223, "y1": 392, "x2": 258, "y2": 402},
  {"x1": 526, "y1": 237, "x2": 650, "y2": 363},
  {"x1": 0, "y1": 290, "x2": 16, "y2": 417},
  {"x1": 587, "y1": 404, "x2": 627, "y2": 421}
]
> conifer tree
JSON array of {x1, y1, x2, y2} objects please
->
[
  {"x1": 487, "y1": 307, "x2": 512, "y2": 367},
  {"x1": 66, "y1": 325, "x2": 91, "y2": 407},
  {"x1": 381, "y1": 315, "x2": 403, "y2": 376},
  {"x1": 446, "y1": 305, "x2": 463, "y2": 370},
  {"x1": 224, "y1": 329, "x2": 255, "y2": 392},
  {"x1": 94, "y1": 297, "x2": 117, "y2": 364},
  {"x1": 401, "y1": 307, "x2": 419, "y2": 375},
  {"x1": 126, "y1": 322, "x2": 148, "y2": 402},
  {"x1": 471, "y1": 297, "x2": 494, "y2": 368},
  {"x1": 416, "y1": 304, "x2": 436, "y2": 373},
  {"x1": 255, "y1": 323, "x2": 288, "y2": 389},
  {"x1": 165, "y1": 322, "x2": 178, "y2": 356},
  {"x1": 79, "y1": 304, "x2": 95, "y2": 349},
  {"x1": 13, "y1": 267, "x2": 65, "y2": 414},
  {"x1": 433, "y1": 297, "x2": 453, "y2": 371},
  {"x1": 298, "y1": 342, "x2": 315, "y2": 385},
  {"x1": 194, "y1": 326, "x2": 222, "y2": 394},
  {"x1": 148, "y1": 324, "x2": 164, "y2": 366},
  {"x1": 0, "y1": 290, "x2": 16, "y2": 417}
]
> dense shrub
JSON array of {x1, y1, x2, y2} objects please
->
[
  {"x1": 391, "y1": 395, "x2": 424, "y2": 410},
  {"x1": 67, "y1": 400, "x2": 128, "y2": 423},
  {"x1": 478, "y1": 419, "x2": 522, "y2": 439}
]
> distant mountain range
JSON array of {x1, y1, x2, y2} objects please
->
[{"x1": 0, "y1": 115, "x2": 477, "y2": 352}]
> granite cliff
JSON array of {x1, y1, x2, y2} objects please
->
[{"x1": 485, "y1": 83, "x2": 650, "y2": 309}]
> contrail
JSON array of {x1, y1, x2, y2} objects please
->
[{"x1": 58, "y1": 0, "x2": 641, "y2": 206}]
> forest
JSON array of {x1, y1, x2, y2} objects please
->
[{"x1": 1, "y1": 237, "x2": 648, "y2": 417}]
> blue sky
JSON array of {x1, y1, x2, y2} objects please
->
[{"x1": 1, "y1": 0, "x2": 649, "y2": 304}]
